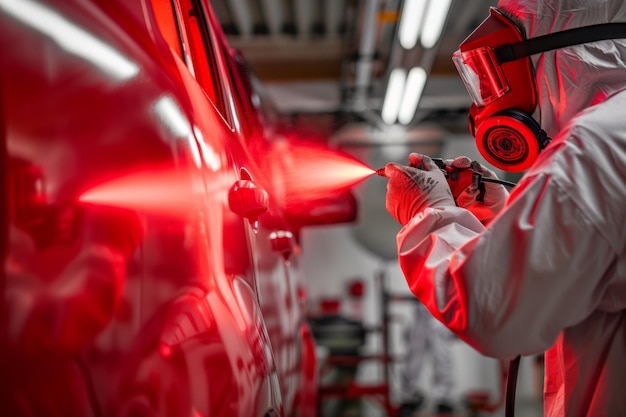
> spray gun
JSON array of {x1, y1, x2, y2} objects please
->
[{"x1": 376, "y1": 158, "x2": 516, "y2": 202}]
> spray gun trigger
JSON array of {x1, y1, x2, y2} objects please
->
[
  {"x1": 430, "y1": 158, "x2": 451, "y2": 178},
  {"x1": 432, "y1": 158, "x2": 446, "y2": 169},
  {"x1": 472, "y1": 170, "x2": 486, "y2": 203}
]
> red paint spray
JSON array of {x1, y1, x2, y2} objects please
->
[
  {"x1": 265, "y1": 141, "x2": 376, "y2": 209},
  {"x1": 79, "y1": 145, "x2": 378, "y2": 215},
  {"x1": 78, "y1": 167, "x2": 200, "y2": 215}
]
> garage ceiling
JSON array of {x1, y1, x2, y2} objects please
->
[{"x1": 211, "y1": 0, "x2": 498, "y2": 123}]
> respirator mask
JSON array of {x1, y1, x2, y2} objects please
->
[{"x1": 453, "y1": 7, "x2": 626, "y2": 172}]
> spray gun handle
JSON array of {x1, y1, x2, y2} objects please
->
[{"x1": 432, "y1": 158, "x2": 476, "y2": 199}]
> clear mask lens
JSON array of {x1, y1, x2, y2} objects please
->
[{"x1": 453, "y1": 47, "x2": 509, "y2": 106}]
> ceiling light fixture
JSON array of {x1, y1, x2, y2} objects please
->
[
  {"x1": 398, "y1": 67, "x2": 427, "y2": 125},
  {"x1": 381, "y1": 68, "x2": 407, "y2": 125},
  {"x1": 420, "y1": 0, "x2": 452, "y2": 49},
  {"x1": 398, "y1": 0, "x2": 428, "y2": 50}
]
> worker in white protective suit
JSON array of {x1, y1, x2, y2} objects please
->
[
  {"x1": 399, "y1": 302, "x2": 455, "y2": 416},
  {"x1": 382, "y1": 0, "x2": 626, "y2": 416}
]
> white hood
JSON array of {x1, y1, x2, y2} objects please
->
[{"x1": 498, "y1": 0, "x2": 626, "y2": 138}]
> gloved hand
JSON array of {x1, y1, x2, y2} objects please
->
[
  {"x1": 384, "y1": 153, "x2": 455, "y2": 225},
  {"x1": 443, "y1": 156, "x2": 509, "y2": 225}
]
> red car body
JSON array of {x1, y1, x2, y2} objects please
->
[{"x1": 0, "y1": 0, "x2": 356, "y2": 416}]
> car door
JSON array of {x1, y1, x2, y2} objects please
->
[
  {"x1": 164, "y1": 0, "x2": 312, "y2": 414},
  {"x1": 149, "y1": 0, "x2": 304, "y2": 414}
]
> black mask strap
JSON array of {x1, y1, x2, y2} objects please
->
[{"x1": 495, "y1": 23, "x2": 626, "y2": 63}]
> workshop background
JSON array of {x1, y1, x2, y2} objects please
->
[{"x1": 210, "y1": 0, "x2": 542, "y2": 416}]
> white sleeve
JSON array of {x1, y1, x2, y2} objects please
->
[{"x1": 397, "y1": 173, "x2": 615, "y2": 359}]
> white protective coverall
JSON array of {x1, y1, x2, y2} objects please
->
[{"x1": 395, "y1": 1, "x2": 626, "y2": 416}]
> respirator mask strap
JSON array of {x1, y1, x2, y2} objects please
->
[{"x1": 495, "y1": 22, "x2": 626, "y2": 63}]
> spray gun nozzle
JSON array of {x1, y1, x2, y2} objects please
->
[{"x1": 376, "y1": 167, "x2": 387, "y2": 177}]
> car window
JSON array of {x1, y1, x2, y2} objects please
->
[
  {"x1": 150, "y1": 0, "x2": 225, "y2": 118},
  {"x1": 150, "y1": 0, "x2": 184, "y2": 59},
  {"x1": 187, "y1": 0, "x2": 244, "y2": 134}
]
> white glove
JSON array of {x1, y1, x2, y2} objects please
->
[
  {"x1": 384, "y1": 154, "x2": 455, "y2": 226},
  {"x1": 444, "y1": 156, "x2": 509, "y2": 225}
]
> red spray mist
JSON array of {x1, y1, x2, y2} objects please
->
[
  {"x1": 79, "y1": 146, "x2": 378, "y2": 215},
  {"x1": 265, "y1": 141, "x2": 376, "y2": 208},
  {"x1": 79, "y1": 167, "x2": 200, "y2": 215}
]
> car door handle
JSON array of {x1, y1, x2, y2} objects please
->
[
  {"x1": 269, "y1": 230, "x2": 294, "y2": 259},
  {"x1": 228, "y1": 179, "x2": 269, "y2": 225}
]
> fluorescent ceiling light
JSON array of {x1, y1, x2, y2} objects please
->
[
  {"x1": 398, "y1": 0, "x2": 428, "y2": 50},
  {"x1": 398, "y1": 67, "x2": 427, "y2": 125},
  {"x1": 420, "y1": 0, "x2": 452, "y2": 49},
  {"x1": 0, "y1": 0, "x2": 139, "y2": 80},
  {"x1": 382, "y1": 68, "x2": 407, "y2": 125}
]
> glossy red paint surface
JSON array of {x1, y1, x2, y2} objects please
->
[{"x1": 0, "y1": 0, "x2": 350, "y2": 415}]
